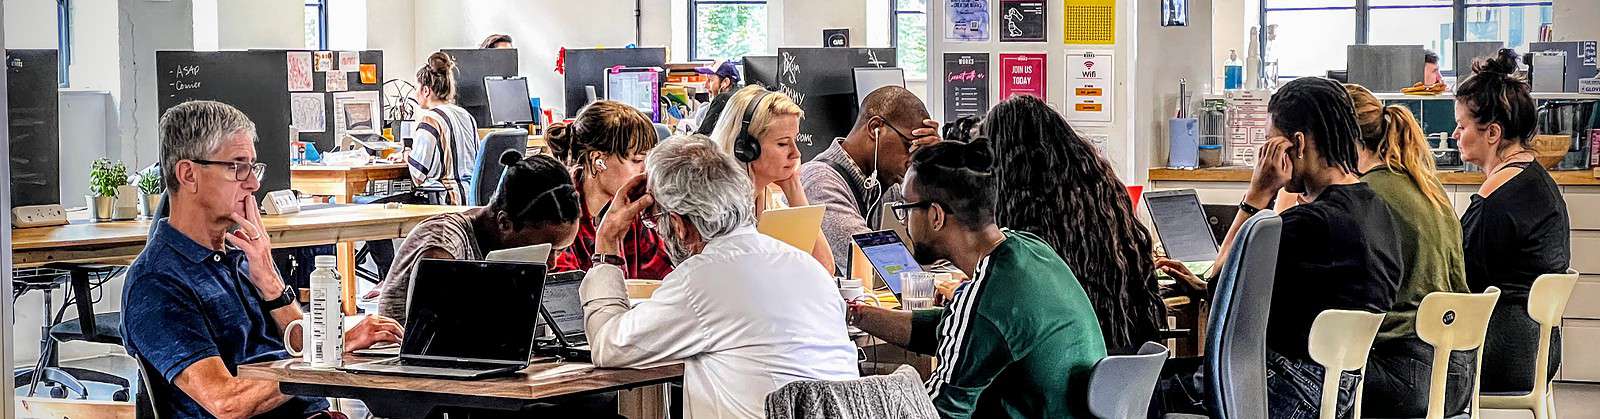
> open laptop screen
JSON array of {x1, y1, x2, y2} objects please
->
[
  {"x1": 1144, "y1": 189, "x2": 1220, "y2": 262},
  {"x1": 541, "y1": 271, "x2": 586, "y2": 337},
  {"x1": 403, "y1": 259, "x2": 547, "y2": 362}
]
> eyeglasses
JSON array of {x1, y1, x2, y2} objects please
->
[
  {"x1": 640, "y1": 208, "x2": 668, "y2": 230},
  {"x1": 190, "y1": 159, "x2": 267, "y2": 182},
  {"x1": 873, "y1": 116, "x2": 918, "y2": 148},
  {"x1": 889, "y1": 200, "x2": 933, "y2": 222}
]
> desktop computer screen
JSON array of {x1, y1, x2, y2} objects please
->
[
  {"x1": 606, "y1": 68, "x2": 662, "y2": 123},
  {"x1": 484, "y1": 76, "x2": 535, "y2": 127},
  {"x1": 853, "y1": 67, "x2": 905, "y2": 107}
]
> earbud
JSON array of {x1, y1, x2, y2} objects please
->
[{"x1": 594, "y1": 159, "x2": 607, "y2": 170}]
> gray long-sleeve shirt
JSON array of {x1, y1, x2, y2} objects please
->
[{"x1": 799, "y1": 140, "x2": 901, "y2": 274}]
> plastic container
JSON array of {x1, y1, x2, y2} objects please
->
[
  {"x1": 1225, "y1": 50, "x2": 1245, "y2": 91},
  {"x1": 287, "y1": 255, "x2": 344, "y2": 368},
  {"x1": 1169, "y1": 118, "x2": 1200, "y2": 169}
]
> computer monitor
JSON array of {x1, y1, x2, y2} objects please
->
[
  {"x1": 606, "y1": 67, "x2": 662, "y2": 123},
  {"x1": 7, "y1": 49, "x2": 61, "y2": 208},
  {"x1": 742, "y1": 55, "x2": 780, "y2": 89},
  {"x1": 853, "y1": 67, "x2": 905, "y2": 106},
  {"x1": 484, "y1": 76, "x2": 535, "y2": 127}
]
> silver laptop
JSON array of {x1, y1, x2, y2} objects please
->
[
  {"x1": 340, "y1": 259, "x2": 547, "y2": 380},
  {"x1": 535, "y1": 271, "x2": 591, "y2": 361},
  {"x1": 485, "y1": 243, "x2": 553, "y2": 263},
  {"x1": 1144, "y1": 189, "x2": 1221, "y2": 262}
]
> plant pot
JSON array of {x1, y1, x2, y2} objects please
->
[
  {"x1": 140, "y1": 194, "x2": 162, "y2": 218},
  {"x1": 111, "y1": 185, "x2": 141, "y2": 220},
  {"x1": 86, "y1": 195, "x2": 115, "y2": 221}
]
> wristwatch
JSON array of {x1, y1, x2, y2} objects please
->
[
  {"x1": 260, "y1": 284, "x2": 296, "y2": 311},
  {"x1": 1239, "y1": 199, "x2": 1274, "y2": 215},
  {"x1": 591, "y1": 253, "x2": 625, "y2": 267}
]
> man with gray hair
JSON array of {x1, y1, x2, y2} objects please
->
[
  {"x1": 582, "y1": 134, "x2": 859, "y2": 418},
  {"x1": 122, "y1": 101, "x2": 402, "y2": 419}
]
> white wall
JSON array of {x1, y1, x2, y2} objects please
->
[
  {"x1": 781, "y1": 0, "x2": 868, "y2": 49},
  {"x1": 366, "y1": 0, "x2": 415, "y2": 85},
  {"x1": 3, "y1": 0, "x2": 56, "y2": 49},
  {"x1": 1138, "y1": 0, "x2": 1214, "y2": 171},
  {"x1": 68, "y1": 0, "x2": 121, "y2": 92},
  {"x1": 117, "y1": 0, "x2": 195, "y2": 168},
  {"x1": 1553, "y1": 0, "x2": 1600, "y2": 42},
  {"x1": 216, "y1": 0, "x2": 304, "y2": 49},
  {"x1": 328, "y1": 0, "x2": 368, "y2": 51}
]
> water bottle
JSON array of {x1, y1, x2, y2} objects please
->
[
  {"x1": 1225, "y1": 49, "x2": 1245, "y2": 91},
  {"x1": 285, "y1": 255, "x2": 344, "y2": 368}
]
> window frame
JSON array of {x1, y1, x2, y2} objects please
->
[
  {"x1": 687, "y1": 0, "x2": 770, "y2": 62},
  {"x1": 889, "y1": 0, "x2": 928, "y2": 80},
  {"x1": 1257, "y1": 0, "x2": 1554, "y2": 79},
  {"x1": 57, "y1": 0, "x2": 71, "y2": 87},
  {"x1": 305, "y1": 0, "x2": 329, "y2": 50}
]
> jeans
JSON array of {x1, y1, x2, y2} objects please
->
[
  {"x1": 1362, "y1": 338, "x2": 1475, "y2": 417},
  {"x1": 1154, "y1": 350, "x2": 1358, "y2": 419}
]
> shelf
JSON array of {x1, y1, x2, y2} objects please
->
[
  {"x1": 1372, "y1": 92, "x2": 1600, "y2": 101},
  {"x1": 1149, "y1": 166, "x2": 1600, "y2": 186}
]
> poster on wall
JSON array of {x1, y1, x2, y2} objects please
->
[
  {"x1": 943, "y1": 53, "x2": 991, "y2": 120},
  {"x1": 1161, "y1": 0, "x2": 1188, "y2": 27},
  {"x1": 1066, "y1": 50, "x2": 1114, "y2": 124},
  {"x1": 331, "y1": 90, "x2": 381, "y2": 139},
  {"x1": 1064, "y1": 0, "x2": 1117, "y2": 44},
  {"x1": 999, "y1": 0, "x2": 1047, "y2": 42},
  {"x1": 945, "y1": 0, "x2": 990, "y2": 42},
  {"x1": 286, "y1": 51, "x2": 314, "y2": 92},
  {"x1": 998, "y1": 53, "x2": 1047, "y2": 100}
]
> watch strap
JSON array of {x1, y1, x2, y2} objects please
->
[
  {"x1": 591, "y1": 253, "x2": 626, "y2": 267},
  {"x1": 1239, "y1": 200, "x2": 1265, "y2": 215},
  {"x1": 260, "y1": 285, "x2": 296, "y2": 311}
]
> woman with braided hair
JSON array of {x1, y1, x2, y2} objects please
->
[
  {"x1": 982, "y1": 94, "x2": 1164, "y2": 355},
  {"x1": 1158, "y1": 77, "x2": 1403, "y2": 418}
]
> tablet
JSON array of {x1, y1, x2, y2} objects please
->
[{"x1": 851, "y1": 230, "x2": 922, "y2": 294}]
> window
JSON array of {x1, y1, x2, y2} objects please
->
[
  {"x1": 689, "y1": 0, "x2": 769, "y2": 62},
  {"x1": 1260, "y1": 0, "x2": 1551, "y2": 79},
  {"x1": 57, "y1": 0, "x2": 70, "y2": 87},
  {"x1": 1463, "y1": 0, "x2": 1553, "y2": 56},
  {"x1": 304, "y1": 0, "x2": 328, "y2": 50},
  {"x1": 1264, "y1": 1, "x2": 1356, "y2": 78},
  {"x1": 892, "y1": 0, "x2": 928, "y2": 80}
]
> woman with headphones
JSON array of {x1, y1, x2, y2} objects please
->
[{"x1": 709, "y1": 85, "x2": 835, "y2": 270}]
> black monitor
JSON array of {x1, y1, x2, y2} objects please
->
[
  {"x1": 484, "y1": 76, "x2": 534, "y2": 127},
  {"x1": 742, "y1": 55, "x2": 780, "y2": 89},
  {"x1": 7, "y1": 49, "x2": 61, "y2": 208},
  {"x1": 562, "y1": 48, "x2": 667, "y2": 116}
]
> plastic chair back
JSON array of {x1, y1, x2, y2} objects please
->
[
  {"x1": 1416, "y1": 286, "x2": 1501, "y2": 419},
  {"x1": 1307, "y1": 309, "x2": 1385, "y2": 419},
  {"x1": 1087, "y1": 342, "x2": 1170, "y2": 419},
  {"x1": 1481, "y1": 270, "x2": 1579, "y2": 419},
  {"x1": 471, "y1": 128, "x2": 528, "y2": 206},
  {"x1": 1202, "y1": 210, "x2": 1283, "y2": 419}
]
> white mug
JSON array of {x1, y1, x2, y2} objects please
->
[
  {"x1": 838, "y1": 279, "x2": 882, "y2": 307},
  {"x1": 285, "y1": 319, "x2": 342, "y2": 369}
]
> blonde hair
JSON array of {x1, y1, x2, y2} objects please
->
[
  {"x1": 708, "y1": 85, "x2": 804, "y2": 159},
  {"x1": 1344, "y1": 83, "x2": 1452, "y2": 213}
]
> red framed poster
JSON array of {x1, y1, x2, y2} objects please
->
[{"x1": 999, "y1": 53, "x2": 1047, "y2": 100}]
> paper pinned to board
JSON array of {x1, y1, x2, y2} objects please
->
[
  {"x1": 338, "y1": 51, "x2": 360, "y2": 72},
  {"x1": 331, "y1": 90, "x2": 381, "y2": 139},
  {"x1": 314, "y1": 51, "x2": 335, "y2": 71},
  {"x1": 287, "y1": 51, "x2": 314, "y2": 92},
  {"x1": 326, "y1": 71, "x2": 348, "y2": 92},
  {"x1": 290, "y1": 93, "x2": 326, "y2": 133}
]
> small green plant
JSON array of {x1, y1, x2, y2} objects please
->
[
  {"x1": 136, "y1": 165, "x2": 163, "y2": 195},
  {"x1": 88, "y1": 158, "x2": 129, "y2": 197}
]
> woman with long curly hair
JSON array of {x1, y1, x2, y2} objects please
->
[{"x1": 980, "y1": 95, "x2": 1165, "y2": 354}]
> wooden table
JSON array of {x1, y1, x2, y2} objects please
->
[
  {"x1": 11, "y1": 204, "x2": 468, "y2": 313},
  {"x1": 291, "y1": 163, "x2": 410, "y2": 204},
  {"x1": 238, "y1": 357, "x2": 683, "y2": 419},
  {"x1": 292, "y1": 163, "x2": 414, "y2": 299}
]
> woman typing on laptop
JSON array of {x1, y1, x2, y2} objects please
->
[{"x1": 376, "y1": 152, "x2": 582, "y2": 324}]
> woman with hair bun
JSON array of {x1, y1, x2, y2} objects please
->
[
  {"x1": 407, "y1": 51, "x2": 481, "y2": 205},
  {"x1": 547, "y1": 100, "x2": 674, "y2": 279},
  {"x1": 1455, "y1": 48, "x2": 1571, "y2": 393}
]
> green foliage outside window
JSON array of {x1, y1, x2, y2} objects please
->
[{"x1": 696, "y1": 4, "x2": 769, "y2": 61}]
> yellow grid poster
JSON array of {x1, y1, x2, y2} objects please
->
[{"x1": 1064, "y1": 0, "x2": 1116, "y2": 45}]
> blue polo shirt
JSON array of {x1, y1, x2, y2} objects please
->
[{"x1": 122, "y1": 220, "x2": 327, "y2": 419}]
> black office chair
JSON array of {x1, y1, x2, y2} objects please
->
[
  {"x1": 13, "y1": 264, "x2": 133, "y2": 401},
  {"x1": 470, "y1": 128, "x2": 529, "y2": 206}
]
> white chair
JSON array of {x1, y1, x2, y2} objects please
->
[
  {"x1": 1306, "y1": 309, "x2": 1385, "y2": 419},
  {"x1": 1481, "y1": 271, "x2": 1580, "y2": 419},
  {"x1": 1087, "y1": 342, "x2": 1171, "y2": 419}
]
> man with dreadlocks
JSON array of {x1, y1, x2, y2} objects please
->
[{"x1": 1157, "y1": 76, "x2": 1403, "y2": 419}]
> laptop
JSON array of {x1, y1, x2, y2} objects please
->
[
  {"x1": 878, "y1": 202, "x2": 912, "y2": 247},
  {"x1": 485, "y1": 243, "x2": 553, "y2": 263},
  {"x1": 757, "y1": 205, "x2": 826, "y2": 251},
  {"x1": 340, "y1": 259, "x2": 548, "y2": 380},
  {"x1": 1144, "y1": 189, "x2": 1221, "y2": 263},
  {"x1": 851, "y1": 230, "x2": 922, "y2": 296},
  {"x1": 534, "y1": 271, "x2": 591, "y2": 362}
]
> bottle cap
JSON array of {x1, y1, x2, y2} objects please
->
[{"x1": 314, "y1": 255, "x2": 338, "y2": 268}]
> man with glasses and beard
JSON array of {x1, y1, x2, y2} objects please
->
[
  {"x1": 848, "y1": 139, "x2": 1106, "y2": 419},
  {"x1": 577, "y1": 134, "x2": 859, "y2": 419}
]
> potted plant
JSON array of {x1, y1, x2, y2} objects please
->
[
  {"x1": 136, "y1": 165, "x2": 163, "y2": 219},
  {"x1": 87, "y1": 158, "x2": 129, "y2": 221}
]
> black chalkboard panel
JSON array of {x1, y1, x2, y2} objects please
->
[
  {"x1": 742, "y1": 55, "x2": 780, "y2": 89},
  {"x1": 157, "y1": 50, "x2": 294, "y2": 200},
  {"x1": 440, "y1": 49, "x2": 517, "y2": 126},
  {"x1": 562, "y1": 47, "x2": 667, "y2": 116},
  {"x1": 775, "y1": 47, "x2": 897, "y2": 161},
  {"x1": 6, "y1": 49, "x2": 61, "y2": 207}
]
